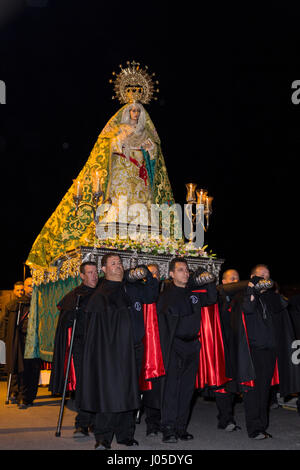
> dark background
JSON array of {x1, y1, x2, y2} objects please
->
[{"x1": 0, "y1": 1, "x2": 299, "y2": 292}]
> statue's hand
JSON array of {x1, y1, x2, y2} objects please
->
[{"x1": 142, "y1": 138, "x2": 153, "y2": 151}]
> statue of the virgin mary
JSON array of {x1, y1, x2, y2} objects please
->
[{"x1": 26, "y1": 62, "x2": 178, "y2": 271}]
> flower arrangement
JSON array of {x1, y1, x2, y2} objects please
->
[{"x1": 94, "y1": 236, "x2": 216, "y2": 258}]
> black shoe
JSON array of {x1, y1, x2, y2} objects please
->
[
  {"x1": 178, "y1": 432, "x2": 194, "y2": 441},
  {"x1": 162, "y1": 434, "x2": 178, "y2": 443},
  {"x1": 146, "y1": 430, "x2": 158, "y2": 437},
  {"x1": 118, "y1": 438, "x2": 139, "y2": 446},
  {"x1": 18, "y1": 403, "x2": 28, "y2": 410},
  {"x1": 225, "y1": 423, "x2": 241, "y2": 432},
  {"x1": 9, "y1": 396, "x2": 18, "y2": 404},
  {"x1": 18, "y1": 402, "x2": 32, "y2": 409},
  {"x1": 252, "y1": 431, "x2": 273, "y2": 440},
  {"x1": 73, "y1": 427, "x2": 89, "y2": 438},
  {"x1": 18, "y1": 400, "x2": 33, "y2": 409},
  {"x1": 252, "y1": 432, "x2": 267, "y2": 440},
  {"x1": 94, "y1": 440, "x2": 111, "y2": 450}
]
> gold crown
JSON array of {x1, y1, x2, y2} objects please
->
[{"x1": 109, "y1": 61, "x2": 159, "y2": 104}]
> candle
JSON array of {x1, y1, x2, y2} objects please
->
[
  {"x1": 205, "y1": 197, "x2": 210, "y2": 215},
  {"x1": 185, "y1": 183, "x2": 197, "y2": 203},
  {"x1": 74, "y1": 180, "x2": 82, "y2": 198},
  {"x1": 206, "y1": 196, "x2": 213, "y2": 212},
  {"x1": 93, "y1": 170, "x2": 101, "y2": 194},
  {"x1": 196, "y1": 189, "x2": 203, "y2": 204},
  {"x1": 196, "y1": 188, "x2": 208, "y2": 205}
]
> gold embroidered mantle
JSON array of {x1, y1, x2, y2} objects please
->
[{"x1": 26, "y1": 105, "x2": 176, "y2": 271}]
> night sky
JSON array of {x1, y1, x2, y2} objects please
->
[{"x1": 0, "y1": 2, "x2": 299, "y2": 292}]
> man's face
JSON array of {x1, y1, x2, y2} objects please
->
[
  {"x1": 13, "y1": 284, "x2": 24, "y2": 299},
  {"x1": 80, "y1": 265, "x2": 99, "y2": 288},
  {"x1": 102, "y1": 256, "x2": 124, "y2": 281},
  {"x1": 252, "y1": 266, "x2": 270, "y2": 280},
  {"x1": 170, "y1": 262, "x2": 189, "y2": 288},
  {"x1": 222, "y1": 270, "x2": 240, "y2": 285},
  {"x1": 24, "y1": 278, "x2": 33, "y2": 298}
]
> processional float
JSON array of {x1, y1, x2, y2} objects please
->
[{"x1": 23, "y1": 60, "x2": 224, "y2": 371}]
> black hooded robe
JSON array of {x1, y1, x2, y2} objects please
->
[
  {"x1": 49, "y1": 282, "x2": 98, "y2": 429},
  {"x1": 79, "y1": 274, "x2": 159, "y2": 444},
  {"x1": 217, "y1": 282, "x2": 256, "y2": 393},
  {"x1": 242, "y1": 287, "x2": 300, "y2": 437},
  {"x1": 79, "y1": 275, "x2": 158, "y2": 414},
  {"x1": 5, "y1": 295, "x2": 40, "y2": 404},
  {"x1": 146, "y1": 281, "x2": 218, "y2": 436}
]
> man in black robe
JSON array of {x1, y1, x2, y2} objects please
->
[
  {"x1": 288, "y1": 292, "x2": 300, "y2": 414},
  {"x1": 1, "y1": 280, "x2": 25, "y2": 402},
  {"x1": 5, "y1": 277, "x2": 40, "y2": 408},
  {"x1": 242, "y1": 264, "x2": 300, "y2": 439},
  {"x1": 141, "y1": 263, "x2": 163, "y2": 436},
  {"x1": 0, "y1": 281, "x2": 24, "y2": 342},
  {"x1": 157, "y1": 257, "x2": 218, "y2": 443},
  {"x1": 215, "y1": 269, "x2": 243, "y2": 432},
  {"x1": 49, "y1": 261, "x2": 99, "y2": 437},
  {"x1": 79, "y1": 253, "x2": 159, "y2": 450}
]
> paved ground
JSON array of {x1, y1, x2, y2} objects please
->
[{"x1": 1, "y1": 379, "x2": 300, "y2": 453}]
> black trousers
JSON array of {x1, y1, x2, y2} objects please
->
[
  {"x1": 161, "y1": 338, "x2": 200, "y2": 436},
  {"x1": 17, "y1": 332, "x2": 40, "y2": 404},
  {"x1": 94, "y1": 342, "x2": 144, "y2": 443},
  {"x1": 215, "y1": 391, "x2": 236, "y2": 428},
  {"x1": 145, "y1": 405, "x2": 161, "y2": 432},
  {"x1": 9, "y1": 373, "x2": 18, "y2": 398},
  {"x1": 17, "y1": 358, "x2": 40, "y2": 404},
  {"x1": 142, "y1": 375, "x2": 162, "y2": 432},
  {"x1": 243, "y1": 347, "x2": 277, "y2": 437}
]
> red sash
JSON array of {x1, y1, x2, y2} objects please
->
[
  {"x1": 139, "y1": 303, "x2": 166, "y2": 391},
  {"x1": 195, "y1": 302, "x2": 231, "y2": 390}
]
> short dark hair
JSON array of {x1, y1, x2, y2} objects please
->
[
  {"x1": 101, "y1": 253, "x2": 122, "y2": 267},
  {"x1": 80, "y1": 261, "x2": 97, "y2": 274},
  {"x1": 250, "y1": 264, "x2": 269, "y2": 275},
  {"x1": 169, "y1": 257, "x2": 188, "y2": 274},
  {"x1": 222, "y1": 269, "x2": 239, "y2": 280},
  {"x1": 14, "y1": 281, "x2": 24, "y2": 287}
]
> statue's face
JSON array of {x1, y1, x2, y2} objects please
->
[{"x1": 129, "y1": 106, "x2": 140, "y2": 122}]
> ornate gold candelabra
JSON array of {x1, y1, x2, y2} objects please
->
[
  {"x1": 185, "y1": 183, "x2": 213, "y2": 248},
  {"x1": 73, "y1": 171, "x2": 105, "y2": 224}
]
